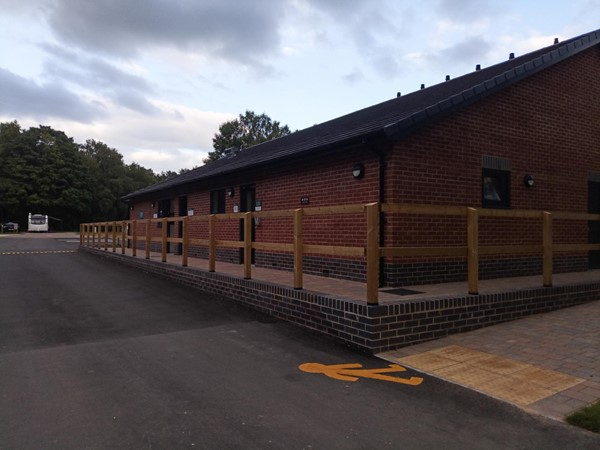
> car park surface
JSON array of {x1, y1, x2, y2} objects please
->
[{"x1": 0, "y1": 236, "x2": 598, "y2": 449}]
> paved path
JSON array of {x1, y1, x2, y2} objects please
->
[
  {"x1": 84, "y1": 239, "x2": 600, "y2": 303},
  {"x1": 380, "y1": 300, "x2": 600, "y2": 420}
]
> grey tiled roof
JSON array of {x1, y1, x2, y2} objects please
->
[{"x1": 124, "y1": 29, "x2": 600, "y2": 201}]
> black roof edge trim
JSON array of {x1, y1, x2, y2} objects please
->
[{"x1": 384, "y1": 31, "x2": 600, "y2": 139}]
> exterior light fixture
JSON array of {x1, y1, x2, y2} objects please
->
[
  {"x1": 352, "y1": 163, "x2": 365, "y2": 179},
  {"x1": 226, "y1": 187, "x2": 234, "y2": 197},
  {"x1": 524, "y1": 175, "x2": 535, "y2": 188},
  {"x1": 151, "y1": 201, "x2": 156, "y2": 208}
]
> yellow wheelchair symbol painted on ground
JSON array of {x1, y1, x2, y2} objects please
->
[{"x1": 299, "y1": 362, "x2": 423, "y2": 385}]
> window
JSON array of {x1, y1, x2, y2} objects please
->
[
  {"x1": 482, "y1": 156, "x2": 511, "y2": 209},
  {"x1": 482, "y1": 168, "x2": 510, "y2": 208},
  {"x1": 157, "y1": 198, "x2": 174, "y2": 218},
  {"x1": 210, "y1": 189, "x2": 226, "y2": 214}
]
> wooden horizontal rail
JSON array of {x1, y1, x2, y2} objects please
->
[
  {"x1": 253, "y1": 242, "x2": 294, "y2": 252},
  {"x1": 253, "y1": 210, "x2": 295, "y2": 218},
  {"x1": 381, "y1": 247, "x2": 467, "y2": 257},
  {"x1": 478, "y1": 209, "x2": 542, "y2": 219},
  {"x1": 214, "y1": 213, "x2": 245, "y2": 220},
  {"x1": 553, "y1": 243, "x2": 600, "y2": 252},
  {"x1": 382, "y1": 204, "x2": 466, "y2": 216},
  {"x1": 303, "y1": 244, "x2": 365, "y2": 257},
  {"x1": 188, "y1": 215, "x2": 210, "y2": 222},
  {"x1": 188, "y1": 238, "x2": 209, "y2": 246},
  {"x1": 551, "y1": 211, "x2": 600, "y2": 221},
  {"x1": 479, "y1": 245, "x2": 542, "y2": 255},
  {"x1": 302, "y1": 204, "x2": 365, "y2": 216},
  {"x1": 215, "y1": 239, "x2": 244, "y2": 249},
  {"x1": 82, "y1": 202, "x2": 600, "y2": 305}
]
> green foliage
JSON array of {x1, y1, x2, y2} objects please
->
[
  {"x1": 566, "y1": 400, "x2": 600, "y2": 433},
  {"x1": 205, "y1": 110, "x2": 291, "y2": 163},
  {"x1": 0, "y1": 121, "x2": 163, "y2": 230}
]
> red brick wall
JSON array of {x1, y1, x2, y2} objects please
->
[
  {"x1": 127, "y1": 46, "x2": 600, "y2": 285},
  {"x1": 381, "y1": 46, "x2": 600, "y2": 282}
]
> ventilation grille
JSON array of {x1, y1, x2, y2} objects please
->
[{"x1": 482, "y1": 156, "x2": 511, "y2": 171}]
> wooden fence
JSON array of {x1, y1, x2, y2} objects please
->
[{"x1": 80, "y1": 203, "x2": 600, "y2": 305}]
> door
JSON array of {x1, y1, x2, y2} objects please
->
[
  {"x1": 158, "y1": 198, "x2": 174, "y2": 252},
  {"x1": 588, "y1": 181, "x2": 600, "y2": 269},
  {"x1": 239, "y1": 185, "x2": 256, "y2": 264}
]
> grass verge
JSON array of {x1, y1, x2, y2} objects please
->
[{"x1": 566, "y1": 400, "x2": 600, "y2": 433}]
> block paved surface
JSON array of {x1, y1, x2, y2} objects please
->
[{"x1": 380, "y1": 300, "x2": 600, "y2": 420}]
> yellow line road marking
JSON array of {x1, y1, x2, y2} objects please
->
[{"x1": 299, "y1": 362, "x2": 423, "y2": 385}]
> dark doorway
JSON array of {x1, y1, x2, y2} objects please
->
[
  {"x1": 177, "y1": 196, "x2": 188, "y2": 254},
  {"x1": 588, "y1": 181, "x2": 600, "y2": 269},
  {"x1": 239, "y1": 185, "x2": 256, "y2": 264},
  {"x1": 158, "y1": 198, "x2": 174, "y2": 253}
]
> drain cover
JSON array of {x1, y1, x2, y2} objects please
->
[{"x1": 381, "y1": 288, "x2": 423, "y2": 296}]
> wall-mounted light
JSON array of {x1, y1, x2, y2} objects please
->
[
  {"x1": 524, "y1": 175, "x2": 535, "y2": 188},
  {"x1": 226, "y1": 187, "x2": 235, "y2": 197},
  {"x1": 151, "y1": 201, "x2": 156, "y2": 208},
  {"x1": 352, "y1": 163, "x2": 365, "y2": 179}
]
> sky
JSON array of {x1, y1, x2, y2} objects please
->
[{"x1": 0, "y1": 1, "x2": 598, "y2": 173}]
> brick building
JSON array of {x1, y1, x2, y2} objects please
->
[{"x1": 123, "y1": 29, "x2": 600, "y2": 287}]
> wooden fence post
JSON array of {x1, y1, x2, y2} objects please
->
[
  {"x1": 161, "y1": 218, "x2": 167, "y2": 262},
  {"x1": 103, "y1": 223, "x2": 108, "y2": 251},
  {"x1": 366, "y1": 202, "x2": 380, "y2": 305},
  {"x1": 209, "y1": 215, "x2": 216, "y2": 272},
  {"x1": 121, "y1": 221, "x2": 126, "y2": 254},
  {"x1": 543, "y1": 212, "x2": 553, "y2": 287},
  {"x1": 182, "y1": 216, "x2": 189, "y2": 267},
  {"x1": 92, "y1": 225, "x2": 96, "y2": 248},
  {"x1": 145, "y1": 220, "x2": 151, "y2": 259},
  {"x1": 293, "y1": 208, "x2": 303, "y2": 289},
  {"x1": 467, "y1": 207, "x2": 479, "y2": 295},
  {"x1": 243, "y1": 212, "x2": 252, "y2": 279},
  {"x1": 80, "y1": 224, "x2": 83, "y2": 246},
  {"x1": 112, "y1": 222, "x2": 117, "y2": 253},
  {"x1": 132, "y1": 220, "x2": 137, "y2": 257}
]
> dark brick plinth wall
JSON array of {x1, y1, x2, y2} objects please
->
[{"x1": 80, "y1": 247, "x2": 600, "y2": 354}]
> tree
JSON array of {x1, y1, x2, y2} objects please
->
[
  {"x1": 205, "y1": 110, "x2": 291, "y2": 163},
  {"x1": 0, "y1": 124, "x2": 92, "y2": 229},
  {"x1": 0, "y1": 121, "x2": 165, "y2": 229}
]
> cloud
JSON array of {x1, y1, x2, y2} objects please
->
[
  {"x1": 437, "y1": 0, "x2": 500, "y2": 23},
  {"x1": 44, "y1": 0, "x2": 286, "y2": 73},
  {"x1": 342, "y1": 70, "x2": 365, "y2": 84},
  {"x1": 38, "y1": 43, "x2": 160, "y2": 114},
  {"x1": 35, "y1": 100, "x2": 234, "y2": 172},
  {"x1": 0, "y1": 67, "x2": 105, "y2": 122},
  {"x1": 298, "y1": 0, "x2": 412, "y2": 79}
]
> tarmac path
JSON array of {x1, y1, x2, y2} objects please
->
[{"x1": 0, "y1": 235, "x2": 598, "y2": 449}]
